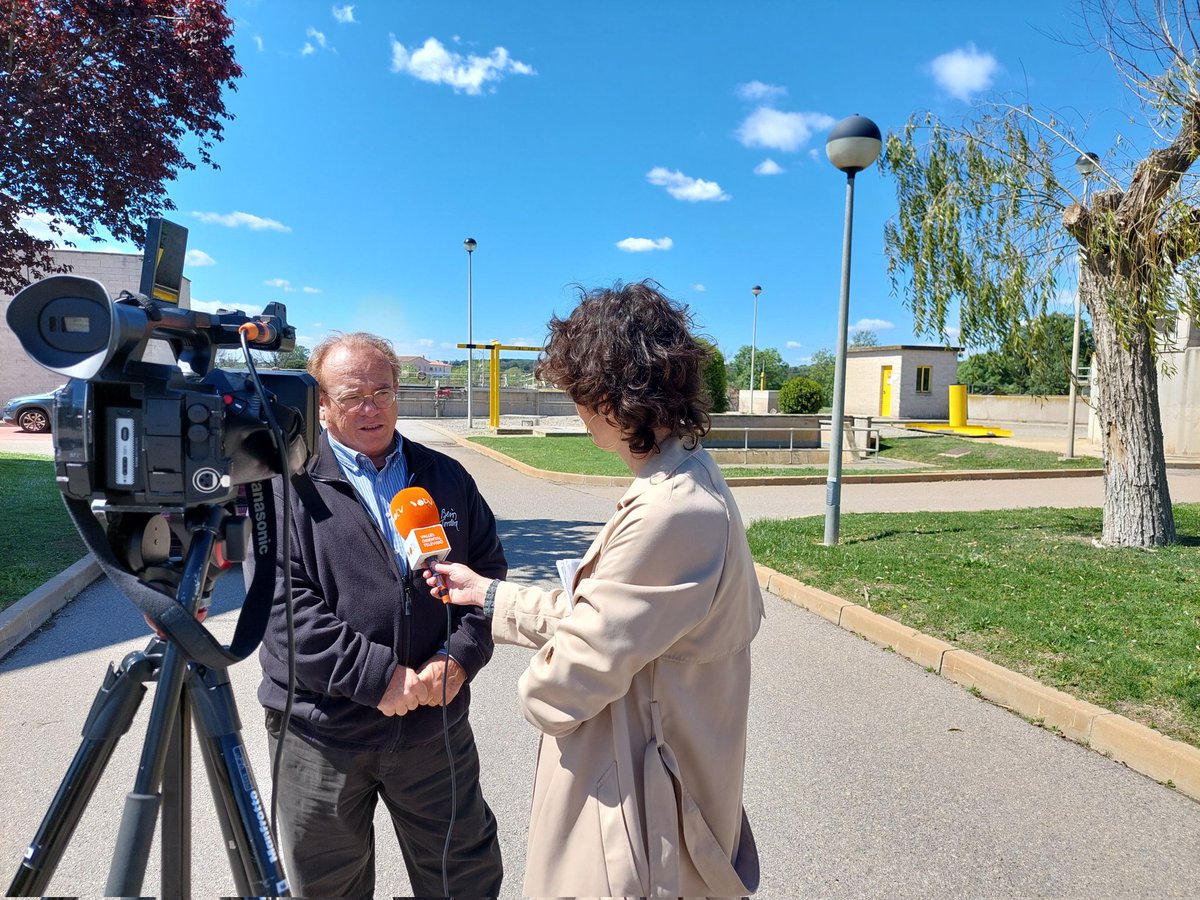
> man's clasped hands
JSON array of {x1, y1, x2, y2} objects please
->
[{"x1": 376, "y1": 654, "x2": 466, "y2": 716}]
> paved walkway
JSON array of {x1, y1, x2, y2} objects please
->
[{"x1": 2, "y1": 420, "x2": 1200, "y2": 897}]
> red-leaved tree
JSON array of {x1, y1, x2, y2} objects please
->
[{"x1": 0, "y1": 0, "x2": 242, "y2": 293}]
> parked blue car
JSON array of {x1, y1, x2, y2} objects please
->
[{"x1": 2, "y1": 387, "x2": 61, "y2": 433}]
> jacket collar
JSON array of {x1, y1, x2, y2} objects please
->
[
  {"x1": 616, "y1": 435, "x2": 698, "y2": 508},
  {"x1": 309, "y1": 428, "x2": 435, "y2": 483}
]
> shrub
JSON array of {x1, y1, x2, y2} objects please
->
[
  {"x1": 777, "y1": 377, "x2": 823, "y2": 414},
  {"x1": 700, "y1": 341, "x2": 729, "y2": 413}
]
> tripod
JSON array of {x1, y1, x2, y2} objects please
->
[{"x1": 7, "y1": 504, "x2": 288, "y2": 898}]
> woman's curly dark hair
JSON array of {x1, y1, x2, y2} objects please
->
[{"x1": 536, "y1": 280, "x2": 712, "y2": 456}]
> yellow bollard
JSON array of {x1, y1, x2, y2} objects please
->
[
  {"x1": 948, "y1": 384, "x2": 968, "y2": 427},
  {"x1": 489, "y1": 341, "x2": 501, "y2": 429}
]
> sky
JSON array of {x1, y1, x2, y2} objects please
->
[{"x1": 21, "y1": 0, "x2": 1138, "y2": 366}]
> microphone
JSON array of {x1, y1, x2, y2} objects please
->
[{"x1": 390, "y1": 486, "x2": 451, "y2": 597}]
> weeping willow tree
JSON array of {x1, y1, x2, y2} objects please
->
[{"x1": 883, "y1": 0, "x2": 1200, "y2": 548}]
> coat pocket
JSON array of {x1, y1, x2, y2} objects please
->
[{"x1": 594, "y1": 761, "x2": 646, "y2": 896}]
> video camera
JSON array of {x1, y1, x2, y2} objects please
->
[
  {"x1": 6, "y1": 218, "x2": 318, "y2": 512},
  {"x1": 4, "y1": 221, "x2": 312, "y2": 896}
]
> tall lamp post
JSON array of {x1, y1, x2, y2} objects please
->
[
  {"x1": 1065, "y1": 152, "x2": 1099, "y2": 459},
  {"x1": 464, "y1": 237, "x2": 477, "y2": 429},
  {"x1": 824, "y1": 114, "x2": 881, "y2": 546},
  {"x1": 749, "y1": 285, "x2": 762, "y2": 414}
]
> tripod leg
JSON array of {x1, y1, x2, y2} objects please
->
[
  {"x1": 189, "y1": 664, "x2": 289, "y2": 897},
  {"x1": 105, "y1": 506, "x2": 223, "y2": 898},
  {"x1": 6, "y1": 644, "x2": 160, "y2": 897},
  {"x1": 104, "y1": 638, "x2": 191, "y2": 897},
  {"x1": 160, "y1": 688, "x2": 192, "y2": 899}
]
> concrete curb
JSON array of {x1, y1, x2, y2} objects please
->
[
  {"x1": 433, "y1": 425, "x2": 1104, "y2": 488},
  {"x1": 0, "y1": 556, "x2": 102, "y2": 659},
  {"x1": 755, "y1": 564, "x2": 1200, "y2": 803}
]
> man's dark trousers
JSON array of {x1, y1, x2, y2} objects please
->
[{"x1": 266, "y1": 713, "x2": 503, "y2": 898}]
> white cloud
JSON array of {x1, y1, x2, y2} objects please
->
[
  {"x1": 616, "y1": 237, "x2": 673, "y2": 253},
  {"x1": 302, "y1": 26, "x2": 330, "y2": 56},
  {"x1": 851, "y1": 317, "x2": 895, "y2": 331},
  {"x1": 389, "y1": 36, "x2": 535, "y2": 95},
  {"x1": 17, "y1": 211, "x2": 85, "y2": 243},
  {"x1": 692, "y1": 284, "x2": 706, "y2": 292},
  {"x1": 942, "y1": 325, "x2": 962, "y2": 343},
  {"x1": 646, "y1": 167, "x2": 729, "y2": 202},
  {"x1": 185, "y1": 249, "x2": 215, "y2": 267},
  {"x1": 332, "y1": 5, "x2": 355, "y2": 24},
  {"x1": 302, "y1": 286, "x2": 321, "y2": 294},
  {"x1": 192, "y1": 210, "x2": 291, "y2": 231},
  {"x1": 16, "y1": 211, "x2": 134, "y2": 252},
  {"x1": 417, "y1": 337, "x2": 435, "y2": 347},
  {"x1": 808, "y1": 148, "x2": 819, "y2": 162},
  {"x1": 754, "y1": 158, "x2": 784, "y2": 176},
  {"x1": 737, "y1": 107, "x2": 835, "y2": 153},
  {"x1": 930, "y1": 43, "x2": 999, "y2": 101},
  {"x1": 253, "y1": 35, "x2": 264, "y2": 52},
  {"x1": 264, "y1": 278, "x2": 294, "y2": 291},
  {"x1": 189, "y1": 298, "x2": 228, "y2": 314},
  {"x1": 736, "y1": 81, "x2": 787, "y2": 103},
  {"x1": 786, "y1": 341, "x2": 803, "y2": 349}
]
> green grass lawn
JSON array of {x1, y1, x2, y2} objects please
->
[
  {"x1": 470, "y1": 436, "x2": 632, "y2": 476},
  {"x1": 877, "y1": 435, "x2": 1102, "y2": 469},
  {"x1": 0, "y1": 453, "x2": 85, "y2": 612},
  {"x1": 748, "y1": 506, "x2": 1200, "y2": 749},
  {"x1": 470, "y1": 433, "x2": 1102, "y2": 478}
]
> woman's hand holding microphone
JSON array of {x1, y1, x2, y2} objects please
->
[{"x1": 423, "y1": 561, "x2": 492, "y2": 607}]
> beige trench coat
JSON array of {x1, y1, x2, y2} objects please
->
[{"x1": 492, "y1": 437, "x2": 765, "y2": 898}]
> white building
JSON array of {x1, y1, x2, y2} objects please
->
[
  {"x1": 1, "y1": 249, "x2": 191, "y2": 404},
  {"x1": 844, "y1": 345, "x2": 962, "y2": 419},
  {"x1": 397, "y1": 355, "x2": 452, "y2": 380}
]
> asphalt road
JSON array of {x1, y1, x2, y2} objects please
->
[{"x1": 2, "y1": 420, "x2": 1200, "y2": 898}]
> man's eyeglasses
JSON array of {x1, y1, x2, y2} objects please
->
[{"x1": 331, "y1": 388, "x2": 398, "y2": 412}]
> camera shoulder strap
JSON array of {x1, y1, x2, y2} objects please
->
[{"x1": 63, "y1": 481, "x2": 283, "y2": 669}]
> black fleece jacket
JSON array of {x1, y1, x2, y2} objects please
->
[{"x1": 252, "y1": 430, "x2": 507, "y2": 751}]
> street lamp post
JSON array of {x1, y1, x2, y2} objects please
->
[
  {"x1": 749, "y1": 285, "x2": 762, "y2": 415},
  {"x1": 1066, "y1": 152, "x2": 1099, "y2": 459},
  {"x1": 464, "y1": 237, "x2": 476, "y2": 429},
  {"x1": 824, "y1": 114, "x2": 881, "y2": 546}
]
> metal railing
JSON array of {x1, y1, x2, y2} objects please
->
[{"x1": 707, "y1": 421, "x2": 880, "y2": 457}]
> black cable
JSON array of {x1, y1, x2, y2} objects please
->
[
  {"x1": 238, "y1": 333, "x2": 295, "y2": 849},
  {"x1": 440, "y1": 599, "x2": 456, "y2": 898}
]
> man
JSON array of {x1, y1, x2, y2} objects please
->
[{"x1": 251, "y1": 331, "x2": 506, "y2": 898}]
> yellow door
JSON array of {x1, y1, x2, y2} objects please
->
[{"x1": 879, "y1": 365, "x2": 893, "y2": 416}]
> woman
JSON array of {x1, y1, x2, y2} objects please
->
[{"x1": 427, "y1": 280, "x2": 764, "y2": 898}]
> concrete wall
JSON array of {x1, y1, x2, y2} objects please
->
[
  {"x1": 845, "y1": 346, "x2": 959, "y2": 419},
  {"x1": 396, "y1": 387, "x2": 577, "y2": 419},
  {"x1": 735, "y1": 390, "x2": 780, "y2": 414},
  {"x1": 1159, "y1": 348, "x2": 1200, "y2": 456},
  {"x1": 1084, "y1": 341, "x2": 1199, "y2": 459},
  {"x1": 965, "y1": 393, "x2": 1090, "y2": 424},
  {"x1": 1, "y1": 250, "x2": 191, "y2": 404},
  {"x1": 706, "y1": 413, "x2": 821, "y2": 448}
]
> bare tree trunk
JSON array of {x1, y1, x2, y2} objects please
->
[{"x1": 1083, "y1": 265, "x2": 1175, "y2": 547}]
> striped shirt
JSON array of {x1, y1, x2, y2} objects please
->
[{"x1": 327, "y1": 432, "x2": 411, "y2": 572}]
